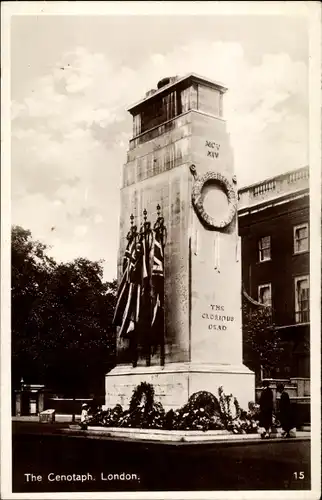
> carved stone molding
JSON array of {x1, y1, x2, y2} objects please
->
[{"x1": 190, "y1": 167, "x2": 237, "y2": 230}]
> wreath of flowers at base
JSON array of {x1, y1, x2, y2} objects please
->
[
  {"x1": 94, "y1": 383, "x2": 259, "y2": 434},
  {"x1": 165, "y1": 391, "x2": 224, "y2": 432},
  {"x1": 129, "y1": 381, "x2": 155, "y2": 414},
  {"x1": 125, "y1": 382, "x2": 165, "y2": 428},
  {"x1": 188, "y1": 391, "x2": 221, "y2": 415}
]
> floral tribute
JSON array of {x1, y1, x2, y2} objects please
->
[
  {"x1": 91, "y1": 383, "x2": 259, "y2": 434},
  {"x1": 164, "y1": 392, "x2": 224, "y2": 432}
]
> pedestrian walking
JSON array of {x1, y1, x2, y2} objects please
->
[
  {"x1": 276, "y1": 383, "x2": 294, "y2": 437},
  {"x1": 80, "y1": 403, "x2": 90, "y2": 430},
  {"x1": 259, "y1": 380, "x2": 274, "y2": 439}
]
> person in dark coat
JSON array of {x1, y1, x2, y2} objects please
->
[
  {"x1": 277, "y1": 383, "x2": 294, "y2": 437},
  {"x1": 259, "y1": 380, "x2": 274, "y2": 438}
]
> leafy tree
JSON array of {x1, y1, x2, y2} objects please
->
[
  {"x1": 242, "y1": 298, "x2": 284, "y2": 383},
  {"x1": 11, "y1": 225, "x2": 117, "y2": 407},
  {"x1": 39, "y1": 258, "x2": 117, "y2": 399},
  {"x1": 11, "y1": 226, "x2": 56, "y2": 387}
]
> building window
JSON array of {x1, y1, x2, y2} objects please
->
[
  {"x1": 294, "y1": 223, "x2": 309, "y2": 254},
  {"x1": 258, "y1": 236, "x2": 271, "y2": 262},
  {"x1": 258, "y1": 283, "x2": 272, "y2": 307},
  {"x1": 295, "y1": 276, "x2": 310, "y2": 323}
]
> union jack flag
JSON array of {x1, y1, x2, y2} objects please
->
[
  {"x1": 136, "y1": 230, "x2": 153, "y2": 362},
  {"x1": 114, "y1": 214, "x2": 165, "y2": 365},
  {"x1": 151, "y1": 228, "x2": 165, "y2": 343},
  {"x1": 117, "y1": 240, "x2": 144, "y2": 338},
  {"x1": 113, "y1": 236, "x2": 135, "y2": 327}
]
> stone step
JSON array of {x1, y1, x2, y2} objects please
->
[{"x1": 61, "y1": 426, "x2": 311, "y2": 444}]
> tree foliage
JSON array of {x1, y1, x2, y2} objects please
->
[
  {"x1": 11, "y1": 225, "x2": 117, "y2": 397},
  {"x1": 242, "y1": 298, "x2": 284, "y2": 381}
]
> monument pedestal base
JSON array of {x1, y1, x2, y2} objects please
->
[{"x1": 105, "y1": 362, "x2": 255, "y2": 412}]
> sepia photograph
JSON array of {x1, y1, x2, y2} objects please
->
[{"x1": 1, "y1": 1, "x2": 321, "y2": 499}]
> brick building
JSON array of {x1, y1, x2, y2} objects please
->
[{"x1": 238, "y1": 166, "x2": 310, "y2": 380}]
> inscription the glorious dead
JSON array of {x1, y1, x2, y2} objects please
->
[{"x1": 201, "y1": 304, "x2": 235, "y2": 330}]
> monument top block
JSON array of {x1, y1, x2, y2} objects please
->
[{"x1": 128, "y1": 73, "x2": 228, "y2": 115}]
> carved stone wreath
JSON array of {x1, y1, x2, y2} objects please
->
[{"x1": 191, "y1": 170, "x2": 237, "y2": 229}]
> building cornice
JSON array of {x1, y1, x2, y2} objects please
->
[
  {"x1": 237, "y1": 166, "x2": 309, "y2": 215},
  {"x1": 238, "y1": 189, "x2": 309, "y2": 217}
]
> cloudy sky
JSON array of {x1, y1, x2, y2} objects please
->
[{"x1": 11, "y1": 11, "x2": 309, "y2": 280}]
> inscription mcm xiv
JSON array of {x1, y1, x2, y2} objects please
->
[{"x1": 205, "y1": 140, "x2": 220, "y2": 159}]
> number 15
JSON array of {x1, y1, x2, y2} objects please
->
[{"x1": 293, "y1": 472, "x2": 304, "y2": 479}]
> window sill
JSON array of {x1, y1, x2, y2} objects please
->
[{"x1": 293, "y1": 250, "x2": 309, "y2": 256}]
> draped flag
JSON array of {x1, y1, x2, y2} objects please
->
[
  {"x1": 117, "y1": 240, "x2": 144, "y2": 338},
  {"x1": 113, "y1": 236, "x2": 135, "y2": 327},
  {"x1": 136, "y1": 227, "x2": 153, "y2": 363},
  {"x1": 151, "y1": 227, "x2": 165, "y2": 355},
  {"x1": 113, "y1": 211, "x2": 165, "y2": 366}
]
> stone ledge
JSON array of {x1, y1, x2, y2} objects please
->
[
  {"x1": 107, "y1": 362, "x2": 254, "y2": 377},
  {"x1": 89, "y1": 426, "x2": 229, "y2": 437},
  {"x1": 64, "y1": 426, "x2": 254, "y2": 442},
  {"x1": 60, "y1": 426, "x2": 310, "y2": 444}
]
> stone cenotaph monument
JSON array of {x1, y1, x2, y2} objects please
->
[{"x1": 105, "y1": 74, "x2": 255, "y2": 410}]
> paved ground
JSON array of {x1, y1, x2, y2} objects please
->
[
  {"x1": 12, "y1": 421, "x2": 311, "y2": 493},
  {"x1": 12, "y1": 414, "x2": 81, "y2": 423}
]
